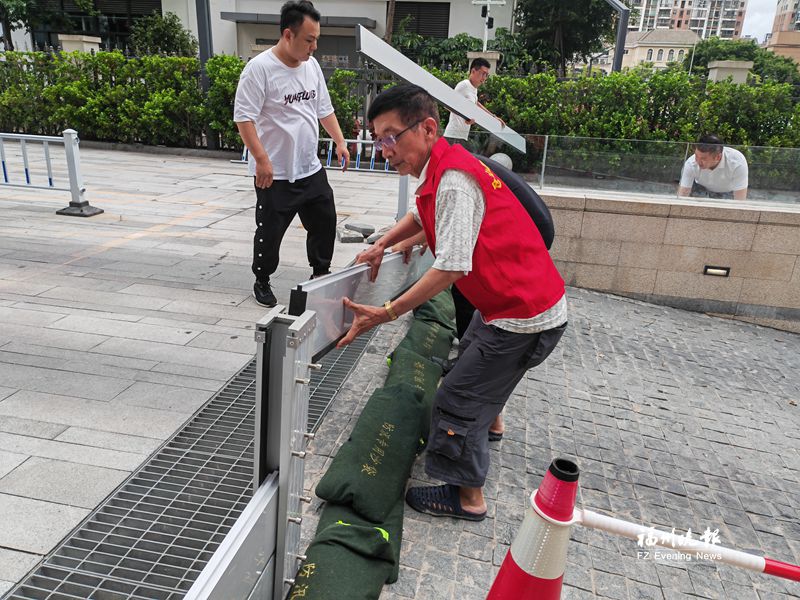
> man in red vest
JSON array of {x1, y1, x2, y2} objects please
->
[{"x1": 337, "y1": 84, "x2": 567, "y2": 521}]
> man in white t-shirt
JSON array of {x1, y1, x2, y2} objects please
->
[
  {"x1": 678, "y1": 134, "x2": 748, "y2": 200},
  {"x1": 234, "y1": 0, "x2": 350, "y2": 307},
  {"x1": 443, "y1": 58, "x2": 503, "y2": 153}
]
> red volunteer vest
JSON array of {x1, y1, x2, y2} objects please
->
[{"x1": 416, "y1": 139, "x2": 565, "y2": 321}]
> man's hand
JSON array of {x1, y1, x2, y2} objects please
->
[
  {"x1": 391, "y1": 241, "x2": 428, "y2": 264},
  {"x1": 465, "y1": 118, "x2": 476, "y2": 126},
  {"x1": 355, "y1": 243, "x2": 386, "y2": 281},
  {"x1": 335, "y1": 143, "x2": 350, "y2": 171},
  {"x1": 337, "y1": 297, "x2": 390, "y2": 348},
  {"x1": 255, "y1": 156, "x2": 274, "y2": 188}
]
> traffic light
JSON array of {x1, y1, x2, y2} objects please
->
[
  {"x1": 481, "y1": 6, "x2": 487, "y2": 17},
  {"x1": 487, "y1": 16, "x2": 494, "y2": 28}
]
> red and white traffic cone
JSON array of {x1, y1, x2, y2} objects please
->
[{"x1": 487, "y1": 458, "x2": 580, "y2": 600}]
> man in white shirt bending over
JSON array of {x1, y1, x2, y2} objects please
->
[
  {"x1": 443, "y1": 58, "x2": 503, "y2": 153},
  {"x1": 234, "y1": 0, "x2": 350, "y2": 307},
  {"x1": 678, "y1": 134, "x2": 748, "y2": 200}
]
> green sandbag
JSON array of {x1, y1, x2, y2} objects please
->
[
  {"x1": 396, "y1": 318, "x2": 454, "y2": 362},
  {"x1": 315, "y1": 383, "x2": 424, "y2": 522},
  {"x1": 316, "y1": 498, "x2": 404, "y2": 583},
  {"x1": 287, "y1": 522, "x2": 394, "y2": 600},
  {"x1": 385, "y1": 346, "x2": 441, "y2": 442},
  {"x1": 413, "y1": 289, "x2": 457, "y2": 333}
]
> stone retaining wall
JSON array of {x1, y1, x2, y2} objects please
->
[{"x1": 546, "y1": 193, "x2": 800, "y2": 333}]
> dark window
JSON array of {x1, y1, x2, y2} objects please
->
[
  {"x1": 32, "y1": 0, "x2": 162, "y2": 50},
  {"x1": 393, "y1": 2, "x2": 450, "y2": 39}
]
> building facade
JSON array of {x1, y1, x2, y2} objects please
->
[
  {"x1": 589, "y1": 28, "x2": 700, "y2": 73},
  {"x1": 626, "y1": 0, "x2": 747, "y2": 41},
  {"x1": 772, "y1": 0, "x2": 800, "y2": 35},
  {"x1": 767, "y1": 0, "x2": 800, "y2": 64},
  {"x1": 6, "y1": 0, "x2": 514, "y2": 64}
]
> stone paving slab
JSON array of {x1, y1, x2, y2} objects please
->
[
  {"x1": 0, "y1": 457, "x2": 129, "y2": 509},
  {"x1": 0, "y1": 550, "x2": 39, "y2": 596},
  {"x1": 0, "y1": 494, "x2": 89, "y2": 556}
]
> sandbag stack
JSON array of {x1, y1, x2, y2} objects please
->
[{"x1": 288, "y1": 290, "x2": 456, "y2": 600}]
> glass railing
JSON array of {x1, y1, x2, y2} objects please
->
[
  {"x1": 316, "y1": 130, "x2": 799, "y2": 205},
  {"x1": 465, "y1": 131, "x2": 800, "y2": 205}
]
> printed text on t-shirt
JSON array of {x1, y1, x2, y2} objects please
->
[{"x1": 284, "y1": 90, "x2": 317, "y2": 105}]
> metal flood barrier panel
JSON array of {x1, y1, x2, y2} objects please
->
[
  {"x1": 354, "y1": 26, "x2": 526, "y2": 154},
  {"x1": 185, "y1": 249, "x2": 431, "y2": 600}
]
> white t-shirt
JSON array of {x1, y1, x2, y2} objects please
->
[
  {"x1": 679, "y1": 146, "x2": 748, "y2": 193},
  {"x1": 443, "y1": 79, "x2": 478, "y2": 140},
  {"x1": 233, "y1": 49, "x2": 334, "y2": 183}
]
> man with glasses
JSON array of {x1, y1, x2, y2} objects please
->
[
  {"x1": 443, "y1": 58, "x2": 503, "y2": 152},
  {"x1": 234, "y1": 0, "x2": 350, "y2": 308},
  {"x1": 337, "y1": 84, "x2": 567, "y2": 522}
]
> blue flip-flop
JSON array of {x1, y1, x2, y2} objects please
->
[{"x1": 405, "y1": 484, "x2": 487, "y2": 521}]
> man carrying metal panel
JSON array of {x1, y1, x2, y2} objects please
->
[
  {"x1": 337, "y1": 84, "x2": 567, "y2": 522},
  {"x1": 443, "y1": 57, "x2": 505, "y2": 153},
  {"x1": 234, "y1": 1, "x2": 350, "y2": 307}
]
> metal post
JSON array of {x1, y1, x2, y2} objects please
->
[
  {"x1": 396, "y1": 175, "x2": 410, "y2": 220},
  {"x1": 56, "y1": 129, "x2": 103, "y2": 217},
  {"x1": 483, "y1": 4, "x2": 490, "y2": 52},
  {"x1": 43, "y1": 142, "x2": 54, "y2": 187},
  {"x1": 20, "y1": 140, "x2": 30, "y2": 184},
  {"x1": 271, "y1": 313, "x2": 316, "y2": 600},
  {"x1": 196, "y1": 0, "x2": 219, "y2": 150},
  {"x1": 603, "y1": 0, "x2": 630, "y2": 72},
  {"x1": 0, "y1": 138, "x2": 8, "y2": 183},
  {"x1": 253, "y1": 307, "x2": 316, "y2": 600},
  {"x1": 539, "y1": 135, "x2": 549, "y2": 189}
]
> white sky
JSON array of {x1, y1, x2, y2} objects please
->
[{"x1": 741, "y1": 0, "x2": 778, "y2": 42}]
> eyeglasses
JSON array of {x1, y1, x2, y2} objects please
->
[{"x1": 374, "y1": 120, "x2": 421, "y2": 152}]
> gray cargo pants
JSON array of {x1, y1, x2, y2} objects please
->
[{"x1": 425, "y1": 312, "x2": 566, "y2": 488}]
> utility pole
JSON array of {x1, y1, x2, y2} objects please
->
[
  {"x1": 385, "y1": 0, "x2": 396, "y2": 42},
  {"x1": 471, "y1": 0, "x2": 505, "y2": 52},
  {"x1": 602, "y1": 0, "x2": 630, "y2": 72},
  {"x1": 196, "y1": 0, "x2": 218, "y2": 149}
]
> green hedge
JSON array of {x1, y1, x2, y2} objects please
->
[
  {"x1": 1, "y1": 50, "x2": 798, "y2": 151},
  {"x1": 0, "y1": 51, "x2": 204, "y2": 146}
]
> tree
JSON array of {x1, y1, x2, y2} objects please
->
[
  {"x1": 488, "y1": 27, "x2": 533, "y2": 74},
  {"x1": 0, "y1": 0, "x2": 93, "y2": 50},
  {"x1": 390, "y1": 15, "x2": 424, "y2": 59},
  {"x1": 514, "y1": 0, "x2": 616, "y2": 75},
  {"x1": 418, "y1": 33, "x2": 482, "y2": 70},
  {"x1": 683, "y1": 37, "x2": 800, "y2": 85},
  {"x1": 128, "y1": 11, "x2": 198, "y2": 57}
]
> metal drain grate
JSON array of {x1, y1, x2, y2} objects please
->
[
  {"x1": 7, "y1": 331, "x2": 372, "y2": 600},
  {"x1": 307, "y1": 333, "x2": 371, "y2": 432}
]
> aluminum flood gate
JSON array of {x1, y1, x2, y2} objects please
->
[{"x1": 185, "y1": 248, "x2": 432, "y2": 600}]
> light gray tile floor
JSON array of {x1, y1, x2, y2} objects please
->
[{"x1": 0, "y1": 146, "x2": 798, "y2": 600}]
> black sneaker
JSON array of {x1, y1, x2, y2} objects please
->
[
  {"x1": 253, "y1": 281, "x2": 277, "y2": 307},
  {"x1": 310, "y1": 270, "x2": 331, "y2": 280}
]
